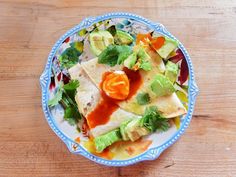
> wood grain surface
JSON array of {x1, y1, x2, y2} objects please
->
[{"x1": 0, "y1": 0, "x2": 236, "y2": 176}]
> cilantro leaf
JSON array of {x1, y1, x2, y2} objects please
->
[
  {"x1": 63, "y1": 80, "x2": 80, "y2": 90},
  {"x1": 48, "y1": 79, "x2": 82, "y2": 125},
  {"x1": 117, "y1": 46, "x2": 132, "y2": 64},
  {"x1": 98, "y1": 45, "x2": 132, "y2": 66},
  {"x1": 63, "y1": 80, "x2": 80, "y2": 103},
  {"x1": 64, "y1": 105, "x2": 81, "y2": 125},
  {"x1": 136, "y1": 93, "x2": 150, "y2": 105},
  {"x1": 48, "y1": 89, "x2": 63, "y2": 107},
  {"x1": 140, "y1": 106, "x2": 169, "y2": 132}
]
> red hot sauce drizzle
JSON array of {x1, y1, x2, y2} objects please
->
[{"x1": 86, "y1": 68, "x2": 143, "y2": 129}]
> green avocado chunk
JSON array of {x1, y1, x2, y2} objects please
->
[
  {"x1": 123, "y1": 52, "x2": 137, "y2": 69},
  {"x1": 165, "y1": 61, "x2": 179, "y2": 83},
  {"x1": 137, "y1": 48, "x2": 150, "y2": 60},
  {"x1": 120, "y1": 120, "x2": 131, "y2": 141},
  {"x1": 157, "y1": 37, "x2": 178, "y2": 59},
  {"x1": 150, "y1": 74, "x2": 175, "y2": 97},
  {"x1": 94, "y1": 128, "x2": 122, "y2": 153},
  {"x1": 89, "y1": 30, "x2": 114, "y2": 56},
  {"x1": 115, "y1": 30, "x2": 134, "y2": 45},
  {"x1": 125, "y1": 119, "x2": 150, "y2": 141},
  {"x1": 137, "y1": 48, "x2": 152, "y2": 71}
]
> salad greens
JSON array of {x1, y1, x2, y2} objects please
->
[
  {"x1": 136, "y1": 92, "x2": 151, "y2": 105},
  {"x1": 48, "y1": 80, "x2": 81, "y2": 126}
]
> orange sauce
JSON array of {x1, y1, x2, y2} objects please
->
[
  {"x1": 136, "y1": 33, "x2": 152, "y2": 44},
  {"x1": 150, "y1": 36, "x2": 165, "y2": 50},
  {"x1": 86, "y1": 68, "x2": 142, "y2": 129},
  {"x1": 83, "y1": 137, "x2": 115, "y2": 160},
  {"x1": 109, "y1": 139, "x2": 152, "y2": 159},
  {"x1": 86, "y1": 95, "x2": 118, "y2": 129},
  {"x1": 75, "y1": 137, "x2": 80, "y2": 143}
]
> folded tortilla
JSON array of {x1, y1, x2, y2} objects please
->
[
  {"x1": 68, "y1": 63, "x2": 140, "y2": 137},
  {"x1": 80, "y1": 49, "x2": 186, "y2": 118}
]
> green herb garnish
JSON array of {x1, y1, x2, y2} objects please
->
[
  {"x1": 48, "y1": 80, "x2": 81, "y2": 125},
  {"x1": 140, "y1": 106, "x2": 169, "y2": 132},
  {"x1": 98, "y1": 45, "x2": 132, "y2": 66},
  {"x1": 136, "y1": 93, "x2": 150, "y2": 105}
]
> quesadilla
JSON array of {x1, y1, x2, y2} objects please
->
[{"x1": 68, "y1": 63, "x2": 140, "y2": 137}]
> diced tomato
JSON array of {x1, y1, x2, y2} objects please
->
[
  {"x1": 136, "y1": 33, "x2": 152, "y2": 44},
  {"x1": 150, "y1": 36, "x2": 165, "y2": 50}
]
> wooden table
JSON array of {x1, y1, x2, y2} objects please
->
[{"x1": 0, "y1": 0, "x2": 236, "y2": 176}]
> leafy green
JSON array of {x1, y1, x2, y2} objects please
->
[
  {"x1": 98, "y1": 45, "x2": 132, "y2": 66},
  {"x1": 48, "y1": 88, "x2": 63, "y2": 107},
  {"x1": 63, "y1": 80, "x2": 80, "y2": 90},
  {"x1": 64, "y1": 105, "x2": 81, "y2": 125},
  {"x1": 94, "y1": 128, "x2": 122, "y2": 152},
  {"x1": 48, "y1": 79, "x2": 81, "y2": 125},
  {"x1": 136, "y1": 93, "x2": 150, "y2": 105},
  {"x1": 117, "y1": 47, "x2": 133, "y2": 64},
  {"x1": 140, "y1": 106, "x2": 169, "y2": 132},
  {"x1": 59, "y1": 47, "x2": 80, "y2": 68}
]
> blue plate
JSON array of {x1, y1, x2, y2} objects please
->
[{"x1": 40, "y1": 12, "x2": 199, "y2": 166}]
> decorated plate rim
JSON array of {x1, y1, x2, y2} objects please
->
[{"x1": 40, "y1": 12, "x2": 199, "y2": 166}]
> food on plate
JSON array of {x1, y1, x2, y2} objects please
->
[{"x1": 48, "y1": 24, "x2": 189, "y2": 156}]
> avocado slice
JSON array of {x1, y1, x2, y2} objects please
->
[
  {"x1": 89, "y1": 30, "x2": 114, "y2": 56},
  {"x1": 125, "y1": 119, "x2": 150, "y2": 141},
  {"x1": 115, "y1": 30, "x2": 134, "y2": 45},
  {"x1": 94, "y1": 128, "x2": 122, "y2": 153},
  {"x1": 165, "y1": 61, "x2": 178, "y2": 83},
  {"x1": 137, "y1": 48, "x2": 152, "y2": 71},
  {"x1": 99, "y1": 30, "x2": 114, "y2": 46},
  {"x1": 123, "y1": 52, "x2": 137, "y2": 69},
  {"x1": 120, "y1": 120, "x2": 131, "y2": 141},
  {"x1": 137, "y1": 48, "x2": 150, "y2": 60},
  {"x1": 157, "y1": 37, "x2": 178, "y2": 59},
  {"x1": 150, "y1": 74, "x2": 175, "y2": 97}
]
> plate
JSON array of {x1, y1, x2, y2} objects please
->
[{"x1": 40, "y1": 12, "x2": 199, "y2": 166}]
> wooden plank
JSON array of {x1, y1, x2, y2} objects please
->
[{"x1": 0, "y1": 0, "x2": 236, "y2": 176}]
